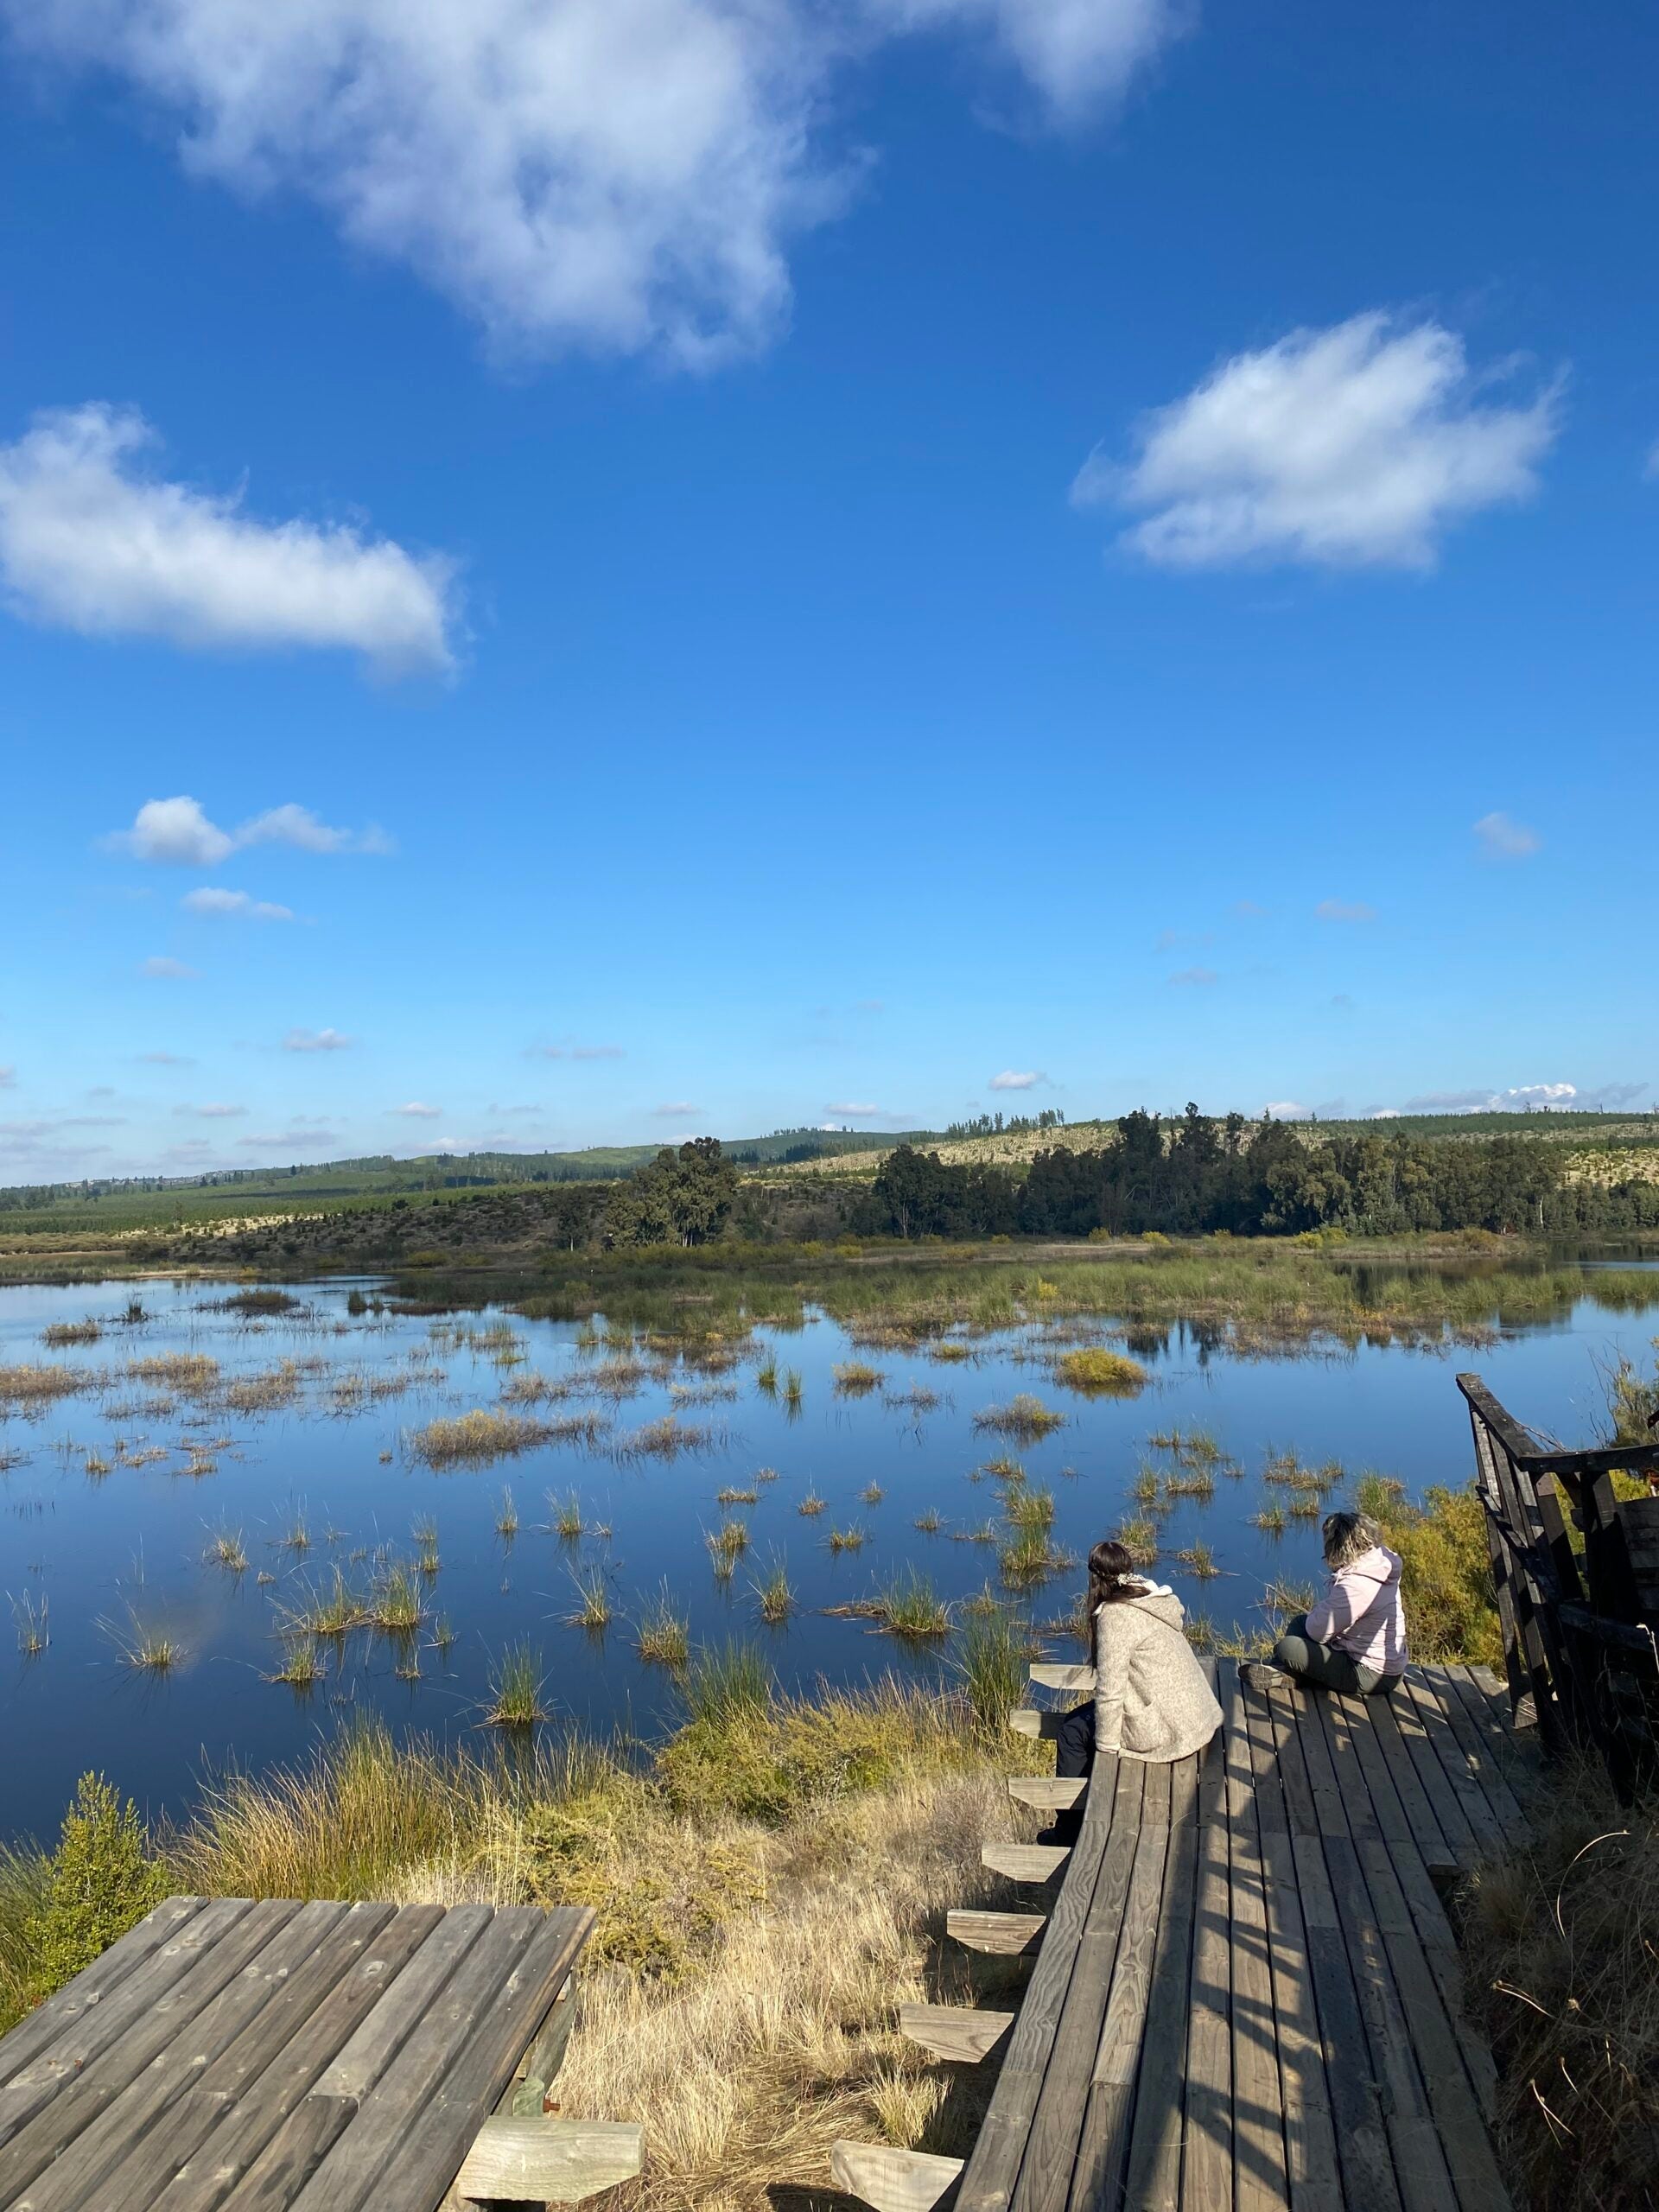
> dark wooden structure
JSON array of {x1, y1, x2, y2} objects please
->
[
  {"x1": 1459, "y1": 1371, "x2": 1659, "y2": 1796},
  {"x1": 834, "y1": 1657, "x2": 1529, "y2": 2212},
  {"x1": 0, "y1": 1898, "x2": 638, "y2": 2212}
]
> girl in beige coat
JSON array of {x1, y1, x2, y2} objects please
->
[{"x1": 1040, "y1": 1539, "x2": 1222, "y2": 1844}]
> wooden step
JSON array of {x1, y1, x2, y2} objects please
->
[
  {"x1": 1008, "y1": 1707, "x2": 1067, "y2": 1739},
  {"x1": 946, "y1": 1909, "x2": 1046, "y2": 1956},
  {"x1": 830, "y1": 2140, "x2": 965, "y2": 2212},
  {"x1": 1030, "y1": 1662, "x2": 1095, "y2": 1694},
  {"x1": 982, "y1": 1841, "x2": 1070, "y2": 1883},
  {"x1": 454, "y1": 2116, "x2": 644, "y2": 2203},
  {"x1": 1007, "y1": 1776, "x2": 1085, "y2": 1810},
  {"x1": 899, "y1": 2001, "x2": 1015, "y2": 2063}
]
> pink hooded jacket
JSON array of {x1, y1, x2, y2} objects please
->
[{"x1": 1304, "y1": 1544, "x2": 1408, "y2": 1677}]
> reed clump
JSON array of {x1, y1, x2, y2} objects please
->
[
  {"x1": 407, "y1": 1408, "x2": 553, "y2": 1467},
  {"x1": 1054, "y1": 1347, "x2": 1147, "y2": 1395},
  {"x1": 974, "y1": 1394, "x2": 1065, "y2": 1443},
  {"x1": 832, "y1": 1361, "x2": 884, "y2": 1396}
]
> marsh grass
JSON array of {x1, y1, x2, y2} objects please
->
[
  {"x1": 781, "y1": 1370, "x2": 804, "y2": 1409},
  {"x1": 913, "y1": 1508, "x2": 943, "y2": 1534},
  {"x1": 12, "y1": 1592, "x2": 48, "y2": 1656},
  {"x1": 1175, "y1": 1542, "x2": 1219, "y2": 1579},
  {"x1": 494, "y1": 1487, "x2": 519, "y2": 1541},
  {"x1": 83, "y1": 1451, "x2": 111, "y2": 1478},
  {"x1": 754, "y1": 1355, "x2": 779, "y2": 1395},
  {"x1": 715, "y1": 1485, "x2": 759, "y2": 1507},
  {"x1": 832, "y1": 1361, "x2": 884, "y2": 1396},
  {"x1": 266, "y1": 1637, "x2": 326, "y2": 1688},
  {"x1": 1253, "y1": 1504, "x2": 1288, "y2": 1535},
  {"x1": 204, "y1": 1525, "x2": 248, "y2": 1573},
  {"x1": 0, "y1": 1364, "x2": 95, "y2": 1411},
  {"x1": 797, "y1": 1491, "x2": 826, "y2": 1517},
  {"x1": 827, "y1": 1524, "x2": 867, "y2": 1554},
  {"x1": 750, "y1": 1554, "x2": 795, "y2": 1624},
  {"x1": 982, "y1": 1455, "x2": 1025, "y2": 1484},
  {"x1": 280, "y1": 1568, "x2": 367, "y2": 1640},
  {"x1": 566, "y1": 1567, "x2": 612, "y2": 1630},
  {"x1": 1114, "y1": 1515, "x2": 1160, "y2": 1566},
  {"x1": 1005, "y1": 1485, "x2": 1056, "y2": 1537},
  {"x1": 874, "y1": 1567, "x2": 950, "y2": 1640},
  {"x1": 883, "y1": 1384, "x2": 944, "y2": 1416},
  {"x1": 998, "y1": 1528, "x2": 1058, "y2": 1589},
  {"x1": 1054, "y1": 1347, "x2": 1147, "y2": 1395},
  {"x1": 548, "y1": 1490, "x2": 585, "y2": 1541},
  {"x1": 681, "y1": 1639, "x2": 772, "y2": 1728},
  {"x1": 371, "y1": 1565, "x2": 423, "y2": 1637},
  {"x1": 705, "y1": 1522, "x2": 751, "y2": 1578},
  {"x1": 486, "y1": 1641, "x2": 547, "y2": 1728},
  {"x1": 408, "y1": 1408, "x2": 556, "y2": 1467},
  {"x1": 636, "y1": 1587, "x2": 691, "y2": 1669},
  {"x1": 955, "y1": 1605, "x2": 1032, "y2": 1732},
  {"x1": 431, "y1": 1614, "x2": 457, "y2": 1653},
  {"x1": 861, "y1": 1482, "x2": 885, "y2": 1506},
  {"x1": 613, "y1": 1417, "x2": 722, "y2": 1465},
  {"x1": 974, "y1": 1394, "x2": 1065, "y2": 1443},
  {"x1": 41, "y1": 1319, "x2": 101, "y2": 1347},
  {"x1": 102, "y1": 1608, "x2": 181, "y2": 1672}
]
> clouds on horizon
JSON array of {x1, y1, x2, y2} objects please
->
[
  {"x1": 7, "y1": 1, "x2": 1179, "y2": 369},
  {"x1": 0, "y1": 405, "x2": 456, "y2": 672},
  {"x1": 1077, "y1": 311, "x2": 1561, "y2": 570}
]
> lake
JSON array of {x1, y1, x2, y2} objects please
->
[{"x1": 3, "y1": 1267, "x2": 1656, "y2": 1842}]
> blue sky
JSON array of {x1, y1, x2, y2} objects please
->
[{"x1": 2, "y1": 0, "x2": 1656, "y2": 1179}]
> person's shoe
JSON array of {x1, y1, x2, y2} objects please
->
[{"x1": 1239, "y1": 1660, "x2": 1288, "y2": 1694}]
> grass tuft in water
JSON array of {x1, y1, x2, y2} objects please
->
[
  {"x1": 826, "y1": 1524, "x2": 866, "y2": 1554},
  {"x1": 486, "y1": 1640, "x2": 547, "y2": 1728},
  {"x1": 636, "y1": 1586, "x2": 691, "y2": 1668},
  {"x1": 494, "y1": 1487, "x2": 519, "y2": 1541},
  {"x1": 798, "y1": 1491, "x2": 825, "y2": 1517},
  {"x1": 832, "y1": 1361, "x2": 884, "y2": 1396},
  {"x1": 566, "y1": 1567, "x2": 612, "y2": 1630},
  {"x1": 913, "y1": 1507, "x2": 943, "y2": 1534},
  {"x1": 204, "y1": 1524, "x2": 248, "y2": 1573},
  {"x1": 548, "y1": 1490, "x2": 584, "y2": 1541},
  {"x1": 12, "y1": 1592, "x2": 48, "y2": 1656},
  {"x1": 1054, "y1": 1347, "x2": 1147, "y2": 1395},
  {"x1": 266, "y1": 1636, "x2": 326, "y2": 1688},
  {"x1": 955, "y1": 1605, "x2": 1031, "y2": 1732},
  {"x1": 749, "y1": 1552, "x2": 795, "y2": 1624},
  {"x1": 682, "y1": 1638, "x2": 772, "y2": 1727},
  {"x1": 974, "y1": 1394, "x2": 1065, "y2": 1443}
]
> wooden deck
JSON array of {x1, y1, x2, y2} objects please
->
[
  {"x1": 836, "y1": 1659, "x2": 1532, "y2": 2212},
  {"x1": 0, "y1": 1898, "x2": 632, "y2": 2212}
]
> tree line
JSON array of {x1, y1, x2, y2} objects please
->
[{"x1": 852, "y1": 1109, "x2": 1659, "y2": 1241}]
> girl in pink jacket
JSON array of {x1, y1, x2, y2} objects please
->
[{"x1": 1244, "y1": 1510, "x2": 1407, "y2": 1697}]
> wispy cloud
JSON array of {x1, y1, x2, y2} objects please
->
[
  {"x1": 1167, "y1": 966, "x2": 1217, "y2": 988},
  {"x1": 1077, "y1": 311, "x2": 1561, "y2": 570},
  {"x1": 652, "y1": 1101, "x2": 702, "y2": 1116},
  {"x1": 825, "y1": 1101, "x2": 884, "y2": 1118},
  {"x1": 140, "y1": 955, "x2": 199, "y2": 979},
  {"x1": 283, "y1": 1027, "x2": 353, "y2": 1052},
  {"x1": 10, "y1": 3, "x2": 1179, "y2": 368},
  {"x1": 0, "y1": 1066, "x2": 13, "y2": 1089},
  {"x1": 182, "y1": 887, "x2": 296, "y2": 921},
  {"x1": 988, "y1": 1069, "x2": 1045, "y2": 1091},
  {"x1": 1402, "y1": 1080, "x2": 1648, "y2": 1113},
  {"x1": 1315, "y1": 899, "x2": 1376, "y2": 924},
  {"x1": 390, "y1": 1101, "x2": 442, "y2": 1118},
  {"x1": 528, "y1": 1043, "x2": 626, "y2": 1062},
  {"x1": 1473, "y1": 810, "x2": 1541, "y2": 860},
  {"x1": 0, "y1": 405, "x2": 456, "y2": 671},
  {"x1": 176, "y1": 1101, "x2": 246, "y2": 1119},
  {"x1": 109, "y1": 795, "x2": 392, "y2": 867},
  {"x1": 137, "y1": 1050, "x2": 193, "y2": 1065}
]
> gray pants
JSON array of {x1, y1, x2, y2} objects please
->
[{"x1": 1274, "y1": 1613, "x2": 1398, "y2": 1698}]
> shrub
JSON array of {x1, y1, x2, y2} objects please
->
[
  {"x1": 1352, "y1": 1475, "x2": 1501, "y2": 1666},
  {"x1": 1054, "y1": 1347, "x2": 1147, "y2": 1396},
  {"x1": 22, "y1": 1775, "x2": 168, "y2": 2006}
]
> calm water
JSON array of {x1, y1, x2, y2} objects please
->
[{"x1": 2, "y1": 1271, "x2": 1655, "y2": 1841}]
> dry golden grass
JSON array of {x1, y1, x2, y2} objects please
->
[{"x1": 0, "y1": 1363, "x2": 96, "y2": 1408}]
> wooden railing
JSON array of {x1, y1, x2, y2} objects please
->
[{"x1": 1459, "y1": 1372, "x2": 1659, "y2": 1798}]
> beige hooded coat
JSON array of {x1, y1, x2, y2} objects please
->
[{"x1": 1094, "y1": 1582, "x2": 1224, "y2": 1763}]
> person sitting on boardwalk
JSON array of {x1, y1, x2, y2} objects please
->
[
  {"x1": 1243, "y1": 1509, "x2": 1407, "y2": 1698},
  {"x1": 1038, "y1": 1537, "x2": 1224, "y2": 1845}
]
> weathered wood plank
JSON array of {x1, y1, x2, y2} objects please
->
[
  {"x1": 148, "y1": 1906, "x2": 449, "y2": 2212},
  {"x1": 1262, "y1": 1681, "x2": 1402, "y2": 2212},
  {"x1": 982, "y1": 1844, "x2": 1070, "y2": 1885},
  {"x1": 1220, "y1": 1669, "x2": 1288, "y2": 2212},
  {"x1": 1241, "y1": 1676, "x2": 1340, "y2": 2212},
  {"x1": 1007, "y1": 1778, "x2": 1085, "y2": 1813},
  {"x1": 12, "y1": 1901, "x2": 346, "y2": 2212},
  {"x1": 1181, "y1": 1663, "x2": 1236, "y2": 2212},
  {"x1": 0, "y1": 1898, "x2": 204, "y2": 2092},
  {"x1": 830, "y1": 2141, "x2": 964, "y2": 2212},
  {"x1": 0, "y1": 1899, "x2": 272, "y2": 2174},
  {"x1": 1118, "y1": 1752, "x2": 1200, "y2": 2212},
  {"x1": 217, "y1": 2095, "x2": 356, "y2": 2212},
  {"x1": 453, "y1": 2116, "x2": 643, "y2": 2202},
  {"x1": 956, "y1": 1756, "x2": 1124, "y2": 2212},
  {"x1": 0, "y1": 1898, "x2": 256, "y2": 2152},
  {"x1": 1029, "y1": 1666, "x2": 1095, "y2": 1694},
  {"x1": 947, "y1": 1911, "x2": 1046, "y2": 1958},
  {"x1": 291, "y1": 1907, "x2": 593, "y2": 2212},
  {"x1": 900, "y1": 2005, "x2": 1015, "y2": 2065},
  {"x1": 1418, "y1": 1669, "x2": 1527, "y2": 1834},
  {"x1": 1008, "y1": 1759, "x2": 1147, "y2": 2212},
  {"x1": 1009, "y1": 1710, "x2": 1067, "y2": 1742},
  {"x1": 1398, "y1": 1675, "x2": 1506, "y2": 1857},
  {"x1": 1067, "y1": 1763, "x2": 1173, "y2": 2212},
  {"x1": 305, "y1": 1905, "x2": 494, "y2": 2106},
  {"x1": 1363, "y1": 1691, "x2": 1460, "y2": 1877}
]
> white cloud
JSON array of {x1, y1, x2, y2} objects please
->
[
  {"x1": 182, "y1": 887, "x2": 296, "y2": 921},
  {"x1": 140, "y1": 955, "x2": 199, "y2": 978},
  {"x1": 176, "y1": 1101, "x2": 246, "y2": 1118},
  {"x1": 137, "y1": 1050, "x2": 193, "y2": 1065},
  {"x1": 1316, "y1": 899, "x2": 1376, "y2": 924},
  {"x1": 1167, "y1": 966, "x2": 1217, "y2": 987},
  {"x1": 1077, "y1": 311, "x2": 1561, "y2": 570},
  {"x1": 8, "y1": 3, "x2": 1176, "y2": 367},
  {"x1": 238, "y1": 1126, "x2": 341, "y2": 1150},
  {"x1": 1262, "y1": 1100, "x2": 1306, "y2": 1119},
  {"x1": 653, "y1": 1100, "x2": 702, "y2": 1116},
  {"x1": 1401, "y1": 1081, "x2": 1647, "y2": 1114},
  {"x1": 988, "y1": 1069, "x2": 1044, "y2": 1090},
  {"x1": 1473, "y1": 810, "x2": 1541, "y2": 860},
  {"x1": 110, "y1": 793, "x2": 391, "y2": 866},
  {"x1": 283, "y1": 1027, "x2": 353, "y2": 1052},
  {"x1": 391, "y1": 1101, "x2": 442, "y2": 1117},
  {"x1": 0, "y1": 1066, "x2": 13, "y2": 1088},
  {"x1": 826, "y1": 1101, "x2": 882, "y2": 1117},
  {"x1": 0, "y1": 404, "x2": 455, "y2": 671}
]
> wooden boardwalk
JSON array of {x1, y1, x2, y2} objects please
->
[
  {"x1": 836, "y1": 1659, "x2": 1531, "y2": 2212},
  {"x1": 0, "y1": 1898, "x2": 642, "y2": 2212}
]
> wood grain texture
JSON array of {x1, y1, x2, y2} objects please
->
[
  {"x1": 899, "y1": 2005, "x2": 1016, "y2": 2065},
  {"x1": 830, "y1": 2141, "x2": 965, "y2": 2212},
  {"x1": 452, "y1": 2116, "x2": 643, "y2": 2202},
  {"x1": 947, "y1": 1911, "x2": 1046, "y2": 1957}
]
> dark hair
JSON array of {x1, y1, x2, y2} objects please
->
[{"x1": 1088, "y1": 1538, "x2": 1140, "y2": 1611}]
